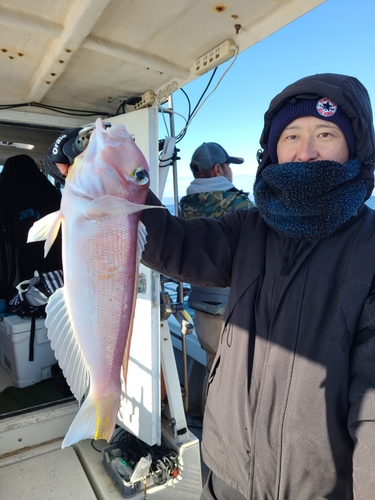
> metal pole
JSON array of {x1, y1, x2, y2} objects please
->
[{"x1": 167, "y1": 95, "x2": 189, "y2": 413}]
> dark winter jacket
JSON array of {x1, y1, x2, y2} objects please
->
[
  {"x1": 180, "y1": 187, "x2": 253, "y2": 314},
  {"x1": 0, "y1": 155, "x2": 62, "y2": 301},
  {"x1": 140, "y1": 74, "x2": 375, "y2": 499}
]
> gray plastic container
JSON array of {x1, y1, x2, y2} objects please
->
[{"x1": 102, "y1": 444, "x2": 153, "y2": 498}]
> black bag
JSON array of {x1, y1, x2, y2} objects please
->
[{"x1": 7, "y1": 270, "x2": 63, "y2": 361}]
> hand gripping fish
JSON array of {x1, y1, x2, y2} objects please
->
[{"x1": 28, "y1": 118, "x2": 161, "y2": 448}]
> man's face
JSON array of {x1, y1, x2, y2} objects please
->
[
  {"x1": 218, "y1": 162, "x2": 233, "y2": 182},
  {"x1": 276, "y1": 116, "x2": 350, "y2": 165}
]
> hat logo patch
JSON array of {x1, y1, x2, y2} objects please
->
[{"x1": 316, "y1": 98, "x2": 337, "y2": 117}]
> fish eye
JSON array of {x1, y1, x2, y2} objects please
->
[{"x1": 133, "y1": 167, "x2": 149, "y2": 185}]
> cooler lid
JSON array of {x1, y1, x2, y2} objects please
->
[{"x1": 1, "y1": 315, "x2": 46, "y2": 335}]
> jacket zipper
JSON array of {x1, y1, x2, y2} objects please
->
[{"x1": 280, "y1": 238, "x2": 302, "y2": 276}]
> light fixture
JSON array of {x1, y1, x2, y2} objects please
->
[{"x1": 0, "y1": 141, "x2": 34, "y2": 150}]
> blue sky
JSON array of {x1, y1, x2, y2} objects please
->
[{"x1": 161, "y1": 0, "x2": 375, "y2": 201}]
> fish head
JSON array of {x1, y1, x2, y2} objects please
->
[{"x1": 66, "y1": 118, "x2": 151, "y2": 205}]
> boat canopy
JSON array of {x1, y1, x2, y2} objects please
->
[{"x1": 0, "y1": 0, "x2": 324, "y2": 164}]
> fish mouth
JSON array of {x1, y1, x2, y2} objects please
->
[{"x1": 133, "y1": 167, "x2": 150, "y2": 185}]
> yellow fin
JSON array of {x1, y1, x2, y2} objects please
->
[{"x1": 62, "y1": 392, "x2": 120, "y2": 448}]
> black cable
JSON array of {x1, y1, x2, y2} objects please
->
[
  {"x1": 175, "y1": 67, "x2": 218, "y2": 144},
  {"x1": 108, "y1": 429, "x2": 179, "y2": 484},
  {"x1": 91, "y1": 439, "x2": 102, "y2": 452},
  {"x1": 179, "y1": 88, "x2": 191, "y2": 126},
  {"x1": 113, "y1": 96, "x2": 143, "y2": 116},
  {"x1": 114, "y1": 100, "x2": 125, "y2": 116},
  {"x1": 0, "y1": 103, "x2": 30, "y2": 110},
  {"x1": 188, "y1": 67, "x2": 218, "y2": 121},
  {"x1": 32, "y1": 102, "x2": 108, "y2": 116},
  {"x1": 0, "y1": 101, "x2": 110, "y2": 117}
]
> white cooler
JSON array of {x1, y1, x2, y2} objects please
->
[{"x1": 0, "y1": 315, "x2": 57, "y2": 388}]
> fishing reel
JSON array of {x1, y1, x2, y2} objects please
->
[
  {"x1": 63, "y1": 121, "x2": 112, "y2": 165},
  {"x1": 160, "y1": 290, "x2": 183, "y2": 322},
  {"x1": 159, "y1": 276, "x2": 193, "y2": 335}
]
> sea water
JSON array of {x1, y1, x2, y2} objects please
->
[{"x1": 366, "y1": 195, "x2": 375, "y2": 209}]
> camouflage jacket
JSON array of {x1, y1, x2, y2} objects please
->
[{"x1": 179, "y1": 188, "x2": 253, "y2": 220}]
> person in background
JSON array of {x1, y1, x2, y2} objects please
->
[{"x1": 179, "y1": 142, "x2": 253, "y2": 411}]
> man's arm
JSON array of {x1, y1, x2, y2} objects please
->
[{"x1": 140, "y1": 190, "x2": 242, "y2": 288}]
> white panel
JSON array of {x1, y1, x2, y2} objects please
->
[{"x1": 108, "y1": 108, "x2": 161, "y2": 446}]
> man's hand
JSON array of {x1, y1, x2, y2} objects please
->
[{"x1": 43, "y1": 128, "x2": 81, "y2": 184}]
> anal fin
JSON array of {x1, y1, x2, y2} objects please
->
[{"x1": 46, "y1": 287, "x2": 89, "y2": 403}]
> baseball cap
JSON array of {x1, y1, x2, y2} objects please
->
[{"x1": 190, "y1": 142, "x2": 244, "y2": 172}]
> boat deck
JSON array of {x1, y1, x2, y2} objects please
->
[
  {"x1": 0, "y1": 363, "x2": 14, "y2": 392},
  {"x1": 0, "y1": 332, "x2": 208, "y2": 499},
  {"x1": 0, "y1": 426, "x2": 206, "y2": 500}
]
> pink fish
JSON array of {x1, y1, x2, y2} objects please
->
[{"x1": 28, "y1": 118, "x2": 159, "y2": 447}]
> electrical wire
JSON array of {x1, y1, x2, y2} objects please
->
[
  {"x1": 189, "y1": 48, "x2": 238, "y2": 121},
  {"x1": 158, "y1": 103, "x2": 171, "y2": 137},
  {"x1": 174, "y1": 68, "x2": 217, "y2": 143},
  {"x1": 175, "y1": 45, "x2": 239, "y2": 143},
  {"x1": 107, "y1": 428, "x2": 179, "y2": 486},
  {"x1": 107, "y1": 95, "x2": 130, "y2": 104},
  {"x1": 175, "y1": 69, "x2": 217, "y2": 143},
  {"x1": 0, "y1": 101, "x2": 111, "y2": 118},
  {"x1": 186, "y1": 68, "x2": 217, "y2": 124},
  {"x1": 179, "y1": 88, "x2": 191, "y2": 125},
  {"x1": 158, "y1": 106, "x2": 188, "y2": 131},
  {"x1": 157, "y1": 63, "x2": 217, "y2": 141},
  {"x1": 114, "y1": 97, "x2": 143, "y2": 116}
]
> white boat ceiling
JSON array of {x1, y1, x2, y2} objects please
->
[{"x1": 0, "y1": 0, "x2": 324, "y2": 165}]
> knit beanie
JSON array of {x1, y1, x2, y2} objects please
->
[{"x1": 268, "y1": 97, "x2": 356, "y2": 164}]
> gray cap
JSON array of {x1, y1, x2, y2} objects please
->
[{"x1": 190, "y1": 142, "x2": 244, "y2": 172}]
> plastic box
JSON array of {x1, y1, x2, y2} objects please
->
[
  {"x1": 102, "y1": 444, "x2": 153, "y2": 498},
  {"x1": 0, "y1": 315, "x2": 57, "y2": 388}
]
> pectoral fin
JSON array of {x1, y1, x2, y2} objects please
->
[
  {"x1": 27, "y1": 211, "x2": 63, "y2": 257},
  {"x1": 84, "y1": 195, "x2": 165, "y2": 218}
]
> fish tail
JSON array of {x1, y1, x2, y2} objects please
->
[{"x1": 62, "y1": 391, "x2": 120, "y2": 448}]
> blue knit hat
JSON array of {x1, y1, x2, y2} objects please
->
[{"x1": 268, "y1": 97, "x2": 356, "y2": 163}]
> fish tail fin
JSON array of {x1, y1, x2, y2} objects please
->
[{"x1": 62, "y1": 391, "x2": 120, "y2": 448}]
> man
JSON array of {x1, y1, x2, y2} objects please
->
[
  {"x1": 138, "y1": 74, "x2": 375, "y2": 499},
  {"x1": 179, "y1": 142, "x2": 253, "y2": 411},
  {"x1": 45, "y1": 73, "x2": 375, "y2": 499}
]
